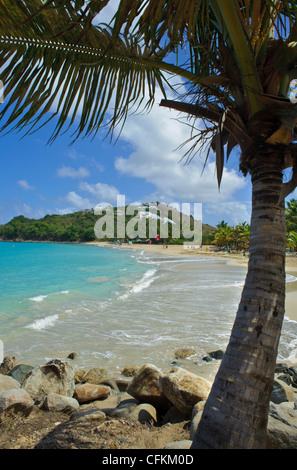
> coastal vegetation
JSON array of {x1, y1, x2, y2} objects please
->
[
  {"x1": 0, "y1": 204, "x2": 215, "y2": 244},
  {"x1": 1, "y1": 0, "x2": 297, "y2": 449}
]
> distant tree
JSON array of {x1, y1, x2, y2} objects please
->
[{"x1": 286, "y1": 199, "x2": 297, "y2": 232}]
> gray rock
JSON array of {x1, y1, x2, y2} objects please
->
[
  {"x1": 129, "y1": 403, "x2": 158, "y2": 423},
  {"x1": 266, "y1": 402, "x2": 297, "y2": 449},
  {"x1": 109, "y1": 394, "x2": 140, "y2": 419},
  {"x1": 190, "y1": 400, "x2": 206, "y2": 439},
  {"x1": 43, "y1": 392, "x2": 80, "y2": 414},
  {"x1": 0, "y1": 373, "x2": 20, "y2": 391},
  {"x1": 8, "y1": 364, "x2": 34, "y2": 384},
  {"x1": 22, "y1": 359, "x2": 75, "y2": 401},
  {"x1": 0, "y1": 388, "x2": 34, "y2": 420},
  {"x1": 270, "y1": 378, "x2": 296, "y2": 404}
]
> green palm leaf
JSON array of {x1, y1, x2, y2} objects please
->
[{"x1": 0, "y1": 1, "x2": 174, "y2": 142}]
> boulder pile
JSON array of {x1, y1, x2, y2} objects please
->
[{"x1": 0, "y1": 354, "x2": 297, "y2": 449}]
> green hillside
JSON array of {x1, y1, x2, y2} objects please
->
[{"x1": 0, "y1": 204, "x2": 216, "y2": 244}]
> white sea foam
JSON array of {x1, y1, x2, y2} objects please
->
[
  {"x1": 29, "y1": 290, "x2": 69, "y2": 302},
  {"x1": 29, "y1": 294, "x2": 48, "y2": 302},
  {"x1": 26, "y1": 314, "x2": 59, "y2": 331},
  {"x1": 119, "y1": 269, "x2": 158, "y2": 300}
]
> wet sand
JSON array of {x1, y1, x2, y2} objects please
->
[{"x1": 88, "y1": 241, "x2": 297, "y2": 324}]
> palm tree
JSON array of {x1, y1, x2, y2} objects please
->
[
  {"x1": 287, "y1": 230, "x2": 297, "y2": 251},
  {"x1": 234, "y1": 221, "x2": 250, "y2": 248},
  {"x1": 286, "y1": 199, "x2": 297, "y2": 231},
  {"x1": 212, "y1": 224, "x2": 234, "y2": 248},
  {"x1": 1, "y1": 0, "x2": 297, "y2": 448}
]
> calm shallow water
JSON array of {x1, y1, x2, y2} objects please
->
[{"x1": 1, "y1": 242, "x2": 297, "y2": 379}]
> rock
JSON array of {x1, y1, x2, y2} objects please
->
[
  {"x1": 270, "y1": 378, "x2": 296, "y2": 404},
  {"x1": 190, "y1": 400, "x2": 206, "y2": 439},
  {"x1": 90, "y1": 395, "x2": 122, "y2": 414},
  {"x1": 114, "y1": 378, "x2": 131, "y2": 391},
  {"x1": 22, "y1": 359, "x2": 75, "y2": 401},
  {"x1": 74, "y1": 370, "x2": 85, "y2": 384},
  {"x1": 73, "y1": 383, "x2": 110, "y2": 404},
  {"x1": 267, "y1": 403, "x2": 297, "y2": 449},
  {"x1": 109, "y1": 394, "x2": 140, "y2": 419},
  {"x1": 127, "y1": 364, "x2": 170, "y2": 411},
  {"x1": 164, "y1": 440, "x2": 192, "y2": 449},
  {"x1": 70, "y1": 406, "x2": 106, "y2": 423},
  {"x1": 67, "y1": 352, "x2": 77, "y2": 360},
  {"x1": 0, "y1": 373, "x2": 20, "y2": 391},
  {"x1": 0, "y1": 388, "x2": 34, "y2": 420},
  {"x1": 160, "y1": 367, "x2": 212, "y2": 415},
  {"x1": 43, "y1": 392, "x2": 80, "y2": 414},
  {"x1": 8, "y1": 364, "x2": 34, "y2": 384},
  {"x1": 121, "y1": 365, "x2": 140, "y2": 377},
  {"x1": 275, "y1": 363, "x2": 289, "y2": 374},
  {"x1": 202, "y1": 350, "x2": 224, "y2": 362},
  {"x1": 0, "y1": 355, "x2": 19, "y2": 375},
  {"x1": 100, "y1": 378, "x2": 120, "y2": 392},
  {"x1": 174, "y1": 348, "x2": 196, "y2": 359},
  {"x1": 81, "y1": 367, "x2": 108, "y2": 384},
  {"x1": 163, "y1": 405, "x2": 187, "y2": 424},
  {"x1": 129, "y1": 403, "x2": 158, "y2": 424}
]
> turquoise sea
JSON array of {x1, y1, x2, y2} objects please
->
[{"x1": 1, "y1": 241, "x2": 297, "y2": 378}]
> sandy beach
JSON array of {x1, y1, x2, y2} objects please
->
[{"x1": 88, "y1": 241, "x2": 297, "y2": 324}]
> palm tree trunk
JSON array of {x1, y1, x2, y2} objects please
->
[{"x1": 191, "y1": 146, "x2": 287, "y2": 449}]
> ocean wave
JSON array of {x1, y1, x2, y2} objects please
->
[
  {"x1": 119, "y1": 268, "x2": 158, "y2": 300},
  {"x1": 286, "y1": 274, "x2": 297, "y2": 283},
  {"x1": 29, "y1": 290, "x2": 69, "y2": 302},
  {"x1": 29, "y1": 294, "x2": 48, "y2": 302},
  {"x1": 26, "y1": 314, "x2": 59, "y2": 331}
]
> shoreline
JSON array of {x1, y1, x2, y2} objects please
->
[{"x1": 88, "y1": 241, "x2": 297, "y2": 324}]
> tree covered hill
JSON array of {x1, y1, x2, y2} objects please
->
[{"x1": 0, "y1": 204, "x2": 216, "y2": 244}]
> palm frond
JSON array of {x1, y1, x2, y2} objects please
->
[{"x1": 0, "y1": 2, "x2": 173, "y2": 142}]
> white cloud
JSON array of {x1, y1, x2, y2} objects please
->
[
  {"x1": 79, "y1": 181, "x2": 120, "y2": 204},
  {"x1": 17, "y1": 180, "x2": 35, "y2": 191},
  {"x1": 64, "y1": 191, "x2": 91, "y2": 210},
  {"x1": 205, "y1": 201, "x2": 251, "y2": 226},
  {"x1": 114, "y1": 88, "x2": 246, "y2": 205},
  {"x1": 57, "y1": 166, "x2": 90, "y2": 179}
]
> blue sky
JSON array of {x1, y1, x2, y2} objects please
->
[{"x1": 2, "y1": 1, "x2": 294, "y2": 229}]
